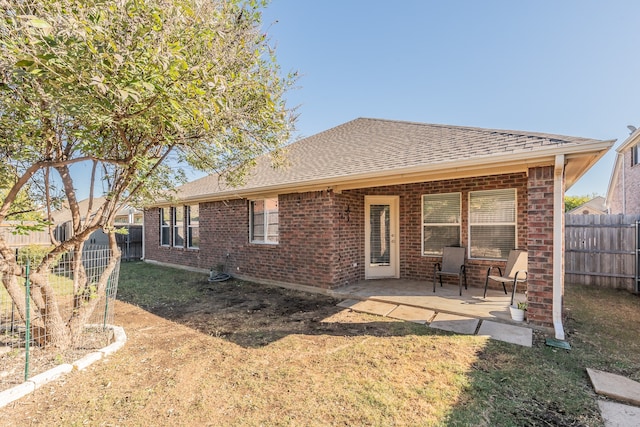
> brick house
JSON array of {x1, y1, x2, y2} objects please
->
[
  {"x1": 566, "y1": 196, "x2": 606, "y2": 215},
  {"x1": 606, "y1": 128, "x2": 640, "y2": 214},
  {"x1": 143, "y1": 118, "x2": 613, "y2": 337}
]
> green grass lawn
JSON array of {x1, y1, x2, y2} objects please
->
[{"x1": 115, "y1": 262, "x2": 640, "y2": 426}]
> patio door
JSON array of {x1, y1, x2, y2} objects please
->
[{"x1": 365, "y1": 196, "x2": 399, "y2": 279}]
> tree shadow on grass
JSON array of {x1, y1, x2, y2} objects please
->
[
  {"x1": 117, "y1": 277, "x2": 431, "y2": 348},
  {"x1": 115, "y1": 272, "x2": 607, "y2": 425}
]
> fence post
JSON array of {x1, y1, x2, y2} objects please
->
[
  {"x1": 11, "y1": 248, "x2": 17, "y2": 334},
  {"x1": 24, "y1": 259, "x2": 30, "y2": 382}
]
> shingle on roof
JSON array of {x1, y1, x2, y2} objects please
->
[{"x1": 175, "y1": 117, "x2": 607, "y2": 201}]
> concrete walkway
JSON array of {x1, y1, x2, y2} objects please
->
[{"x1": 588, "y1": 368, "x2": 640, "y2": 427}]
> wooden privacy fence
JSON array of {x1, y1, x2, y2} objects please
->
[
  {"x1": 565, "y1": 214, "x2": 640, "y2": 292},
  {"x1": 0, "y1": 222, "x2": 51, "y2": 247},
  {"x1": 2, "y1": 223, "x2": 143, "y2": 261}
]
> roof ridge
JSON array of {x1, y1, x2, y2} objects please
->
[{"x1": 355, "y1": 117, "x2": 592, "y2": 142}]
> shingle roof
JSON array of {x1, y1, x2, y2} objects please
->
[
  {"x1": 174, "y1": 117, "x2": 612, "y2": 202},
  {"x1": 51, "y1": 197, "x2": 141, "y2": 224}
]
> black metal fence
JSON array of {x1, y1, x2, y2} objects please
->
[{"x1": 1, "y1": 246, "x2": 120, "y2": 388}]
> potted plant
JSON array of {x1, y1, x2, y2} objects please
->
[{"x1": 509, "y1": 301, "x2": 527, "y2": 321}]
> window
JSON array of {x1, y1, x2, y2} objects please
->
[
  {"x1": 114, "y1": 216, "x2": 129, "y2": 224},
  {"x1": 250, "y1": 198, "x2": 278, "y2": 243},
  {"x1": 469, "y1": 189, "x2": 516, "y2": 259},
  {"x1": 422, "y1": 193, "x2": 461, "y2": 255},
  {"x1": 187, "y1": 205, "x2": 200, "y2": 249},
  {"x1": 172, "y1": 207, "x2": 184, "y2": 248},
  {"x1": 160, "y1": 207, "x2": 170, "y2": 246},
  {"x1": 632, "y1": 145, "x2": 639, "y2": 167}
]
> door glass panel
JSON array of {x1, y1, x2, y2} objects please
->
[{"x1": 369, "y1": 204, "x2": 390, "y2": 266}]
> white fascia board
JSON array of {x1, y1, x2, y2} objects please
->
[{"x1": 617, "y1": 129, "x2": 640, "y2": 153}]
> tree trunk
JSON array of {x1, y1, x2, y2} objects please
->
[
  {"x1": 67, "y1": 233, "x2": 121, "y2": 348},
  {"x1": 28, "y1": 270, "x2": 71, "y2": 349}
]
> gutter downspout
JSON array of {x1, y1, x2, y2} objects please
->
[
  {"x1": 141, "y1": 210, "x2": 146, "y2": 261},
  {"x1": 553, "y1": 154, "x2": 565, "y2": 340}
]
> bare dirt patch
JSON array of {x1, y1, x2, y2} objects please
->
[
  {"x1": 0, "y1": 277, "x2": 450, "y2": 426},
  {"x1": 155, "y1": 280, "x2": 404, "y2": 347}
]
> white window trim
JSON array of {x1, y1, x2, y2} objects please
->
[
  {"x1": 172, "y1": 206, "x2": 184, "y2": 248},
  {"x1": 187, "y1": 205, "x2": 199, "y2": 249},
  {"x1": 160, "y1": 207, "x2": 170, "y2": 247},
  {"x1": 468, "y1": 188, "x2": 517, "y2": 260},
  {"x1": 421, "y1": 192, "x2": 461, "y2": 256},
  {"x1": 250, "y1": 198, "x2": 279, "y2": 244}
]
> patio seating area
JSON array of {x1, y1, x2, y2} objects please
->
[{"x1": 330, "y1": 279, "x2": 527, "y2": 325}]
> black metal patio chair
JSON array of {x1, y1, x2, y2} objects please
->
[{"x1": 433, "y1": 246, "x2": 467, "y2": 296}]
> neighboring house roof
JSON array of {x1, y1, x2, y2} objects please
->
[
  {"x1": 50, "y1": 197, "x2": 140, "y2": 224},
  {"x1": 606, "y1": 127, "x2": 640, "y2": 210},
  {"x1": 171, "y1": 118, "x2": 614, "y2": 204},
  {"x1": 567, "y1": 196, "x2": 607, "y2": 215}
]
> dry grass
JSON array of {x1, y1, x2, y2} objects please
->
[{"x1": 0, "y1": 262, "x2": 638, "y2": 426}]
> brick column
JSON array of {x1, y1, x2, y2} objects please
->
[{"x1": 526, "y1": 166, "x2": 555, "y2": 327}]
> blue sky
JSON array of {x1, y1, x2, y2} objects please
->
[{"x1": 259, "y1": 0, "x2": 640, "y2": 197}]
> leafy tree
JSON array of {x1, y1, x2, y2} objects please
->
[
  {"x1": 564, "y1": 194, "x2": 599, "y2": 212},
  {"x1": 0, "y1": 0, "x2": 295, "y2": 349}
]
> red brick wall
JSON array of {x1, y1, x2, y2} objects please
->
[
  {"x1": 526, "y1": 166, "x2": 555, "y2": 327},
  {"x1": 144, "y1": 192, "x2": 340, "y2": 289},
  {"x1": 145, "y1": 171, "x2": 556, "y2": 326},
  {"x1": 609, "y1": 147, "x2": 640, "y2": 214},
  {"x1": 335, "y1": 173, "x2": 529, "y2": 288},
  {"x1": 332, "y1": 192, "x2": 365, "y2": 286}
]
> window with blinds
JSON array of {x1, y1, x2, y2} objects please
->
[
  {"x1": 422, "y1": 193, "x2": 461, "y2": 255},
  {"x1": 369, "y1": 204, "x2": 391, "y2": 265},
  {"x1": 469, "y1": 188, "x2": 516, "y2": 259},
  {"x1": 250, "y1": 198, "x2": 279, "y2": 244}
]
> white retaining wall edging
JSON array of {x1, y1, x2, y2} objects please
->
[{"x1": 0, "y1": 325, "x2": 126, "y2": 409}]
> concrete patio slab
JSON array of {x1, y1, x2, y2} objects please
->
[
  {"x1": 331, "y1": 279, "x2": 526, "y2": 324},
  {"x1": 387, "y1": 305, "x2": 436, "y2": 324},
  {"x1": 598, "y1": 400, "x2": 640, "y2": 427},
  {"x1": 429, "y1": 312, "x2": 479, "y2": 335},
  {"x1": 347, "y1": 300, "x2": 398, "y2": 317},
  {"x1": 587, "y1": 368, "x2": 640, "y2": 406},
  {"x1": 477, "y1": 320, "x2": 533, "y2": 347}
]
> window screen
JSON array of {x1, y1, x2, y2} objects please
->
[
  {"x1": 187, "y1": 205, "x2": 199, "y2": 249},
  {"x1": 422, "y1": 193, "x2": 461, "y2": 255},
  {"x1": 172, "y1": 207, "x2": 184, "y2": 248},
  {"x1": 469, "y1": 189, "x2": 516, "y2": 259},
  {"x1": 160, "y1": 207, "x2": 170, "y2": 246}
]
